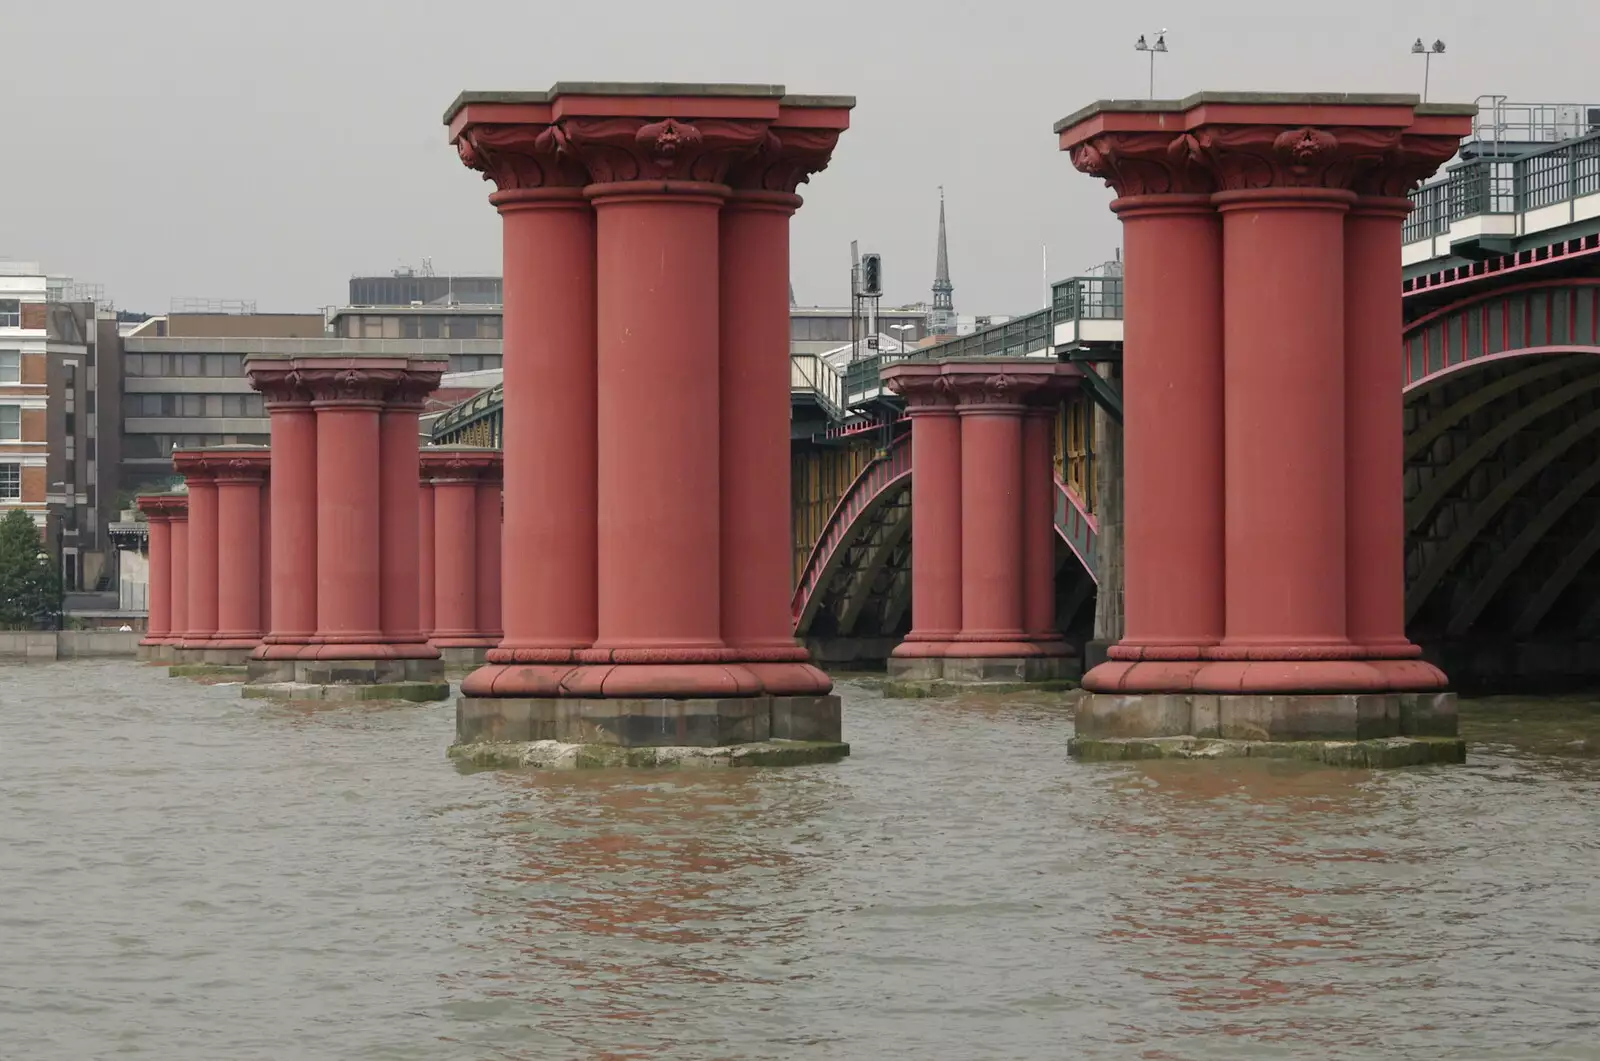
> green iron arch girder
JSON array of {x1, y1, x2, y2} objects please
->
[
  {"x1": 1513, "y1": 509, "x2": 1600, "y2": 637},
  {"x1": 1445, "y1": 454, "x2": 1600, "y2": 636},
  {"x1": 1404, "y1": 368, "x2": 1600, "y2": 535},
  {"x1": 1406, "y1": 404, "x2": 1600, "y2": 625},
  {"x1": 1404, "y1": 356, "x2": 1579, "y2": 461}
]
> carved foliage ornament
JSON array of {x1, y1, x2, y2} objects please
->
[
  {"x1": 457, "y1": 123, "x2": 587, "y2": 192},
  {"x1": 883, "y1": 373, "x2": 958, "y2": 409},
  {"x1": 546, "y1": 115, "x2": 771, "y2": 185},
  {"x1": 727, "y1": 128, "x2": 844, "y2": 194},
  {"x1": 1072, "y1": 124, "x2": 1455, "y2": 196},
  {"x1": 246, "y1": 365, "x2": 441, "y2": 405},
  {"x1": 1070, "y1": 131, "x2": 1216, "y2": 197}
]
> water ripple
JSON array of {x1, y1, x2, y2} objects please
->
[{"x1": 2, "y1": 662, "x2": 1599, "y2": 1059}]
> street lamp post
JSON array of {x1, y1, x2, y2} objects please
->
[
  {"x1": 888, "y1": 322, "x2": 916, "y2": 358},
  {"x1": 1134, "y1": 30, "x2": 1168, "y2": 100},
  {"x1": 1411, "y1": 37, "x2": 1446, "y2": 102}
]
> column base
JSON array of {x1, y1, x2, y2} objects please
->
[
  {"x1": 252, "y1": 641, "x2": 442, "y2": 661},
  {"x1": 1075, "y1": 690, "x2": 1460, "y2": 742},
  {"x1": 1084, "y1": 657, "x2": 1450, "y2": 694},
  {"x1": 455, "y1": 692, "x2": 842, "y2": 747},
  {"x1": 168, "y1": 642, "x2": 260, "y2": 667},
  {"x1": 460, "y1": 659, "x2": 833, "y2": 699},
  {"x1": 243, "y1": 656, "x2": 449, "y2": 702},
  {"x1": 883, "y1": 653, "x2": 1081, "y2": 697}
]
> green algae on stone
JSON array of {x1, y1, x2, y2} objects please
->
[
  {"x1": 1069, "y1": 735, "x2": 1466, "y2": 768},
  {"x1": 448, "y1": 738, "x2": 851, "y2": 771},
  {"x1": 168, "y1": 664, "x2": 251, "y2": 680},
  {"x1": 242, "y1": 681, "x2": 451, "y2": 703},
  {"x1": 882, "y1": 678, "x2": 1081, "y2": 699}
]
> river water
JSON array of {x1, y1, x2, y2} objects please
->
[{"x1": 2, "y1": 661, "x2": 1599, "y2": 1060}]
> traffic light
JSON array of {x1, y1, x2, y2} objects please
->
[{"x1": 859, "y1": 253, "x2": 882, "y2": 297}]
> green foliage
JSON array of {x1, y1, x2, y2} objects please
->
[{"x1": 0, "y1": 510, "x2": 63, "y2": 629}]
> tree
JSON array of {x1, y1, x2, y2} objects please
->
[{"x1": 0, "y1": 510, "x2": 63, "y2": 629}]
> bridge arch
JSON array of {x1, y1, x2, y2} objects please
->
[
  {"x1": 1401, "y1": 278, "x2": 1600, "y2": 659},
  {"x1": 791, "y1": 432, "x2": 1100, "y2": 641}
]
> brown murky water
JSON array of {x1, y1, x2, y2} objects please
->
[{"x1": 3, "y1": 661, "x2": 1599, "y2": 1060}]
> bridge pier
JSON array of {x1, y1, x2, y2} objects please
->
[
  {"x1": 419, "y1": 447, "x2": 503, "y2": 667},
  {"x1": 135, "y1": 493, "x2": 185, "y2": 663},
  {"x1": 445, "y1": 83, "x2": 851, "y2": 764},
  {"x1": 1058, "y1": 92, "x2": 1473, "y2": 764},
  {"x1": 882, "y1": 358, "x2": 1079, "y2": 692},
  {"x1": 242, "y1": 355, "x2": 449, "y2": 702},
  {"x1": 168, "y1": 448, "x2": 272, "y2": 671}
]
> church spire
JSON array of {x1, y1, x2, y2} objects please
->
[{"x1": 930, "y1": 186, "x2": 956, "y2": 335}]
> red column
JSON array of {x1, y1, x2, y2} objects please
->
[
  {"x1": 431, "y1": 477, "x2": 478, "y2": 642},
  {"x1": 313, "y1": 397, "x2": 383, "y2": 644},
  {"x1": 251, "y1": 386, "x2": 317, "y2": 652},
  {"x1": 137, "y1": 500, "x2": 173, "y2": 645},
  {"x1": 490, "y1": 188, "x2": 596, "y2": 657},
  {"x1": 886, "y1": 372, "x2": 962, "y2": 656},
  {"x1": 180, "y1": 460, "x2": 219, "y2": 647},
  {"x1": 379, "y1": 399, "x2": 425, "y2": 643},
  {"x1": 717, "y1": 185, "x2": 831, "y2": 694},
  {"x1": 1114, "y1": 197, "x2": 1224, "y2": 662},
  {"x1": 1022, "y1": 401, "x2": 1067, "y2": 650},
  {"x1": 170, "y1": 509, "x2": 189, "y2": 643},
  {"x1": 475, "y1": 475, "x2": 502, "y2": 641},
  {"x1": 1215, "y1": 188, "x2": 1353, "y2": 659},
  {"x1": 952, "y1": 381, "x2": 1031, "y2": 655},
  {"x1": 258, "y1": 481, "x2": 271, "y2": 640},
  {"x1": 418, "y1": 480, "x2": 435, "y2": 637},
  {"x1": 214, "y1": 457, "x2": 267, "y2": 645}
]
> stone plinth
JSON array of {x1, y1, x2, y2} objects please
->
[
  {"x1": 244, "y1": 355, "x2": 449, "y2": 701},
  {"x1": 1056, "y1": 91, "x2": 1474, "y2": 760},
  {"x1": 420, "y1": 446, "x2": 502, "y2": 666},
  {"x1": 882, "y1": 357, "x2": 1082, "y2": 692},
  {"x1": 444, "y1": 82, "x2": 852, "y2": 752}
]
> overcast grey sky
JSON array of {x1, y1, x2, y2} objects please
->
[{"x1": 3, "y1": 0, "x2": 1595, "y2": 317}]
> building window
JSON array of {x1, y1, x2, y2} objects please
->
[
  {"x1": 0, "y1": 300, "x2": 19, "y2": 328},
  {"x1": 0, "y1": 406, "x2": 19, "y2": 441},
  {"x1": 0, "y1": 350, "x2": 19, "y2": 382},
  {"x1": 0, "y1": 463, "x2": 18, "y2": 499}
]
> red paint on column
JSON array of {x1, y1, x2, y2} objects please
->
[
  {"x1": 418, "y1": 480, "x2": 435, "y2": 637},
  {"x1": 718, "y1": 188, "x2": 831, "y2": 694},
  {"x1": 1216, "y1": 188, "x2": 1352, "y2": 650},
  {"x1": 136, "y1": 501, "x2": 174, "y2": 644},
  {"x1": 883, "y1": 373, "x2": 961, "y2": 657},
  {"x1": 1345, "y1": 198, "x2": 1418, "y2": 655},
  {"x1": 379, "y1": 403, "x2": 425, "y2": 642},
  {"x1": 214, "y1": 468, "x2": 265, "y2": 643},
  {"x1": 475, "y1": 478, "x2": 502, "y2": 641},
  {"x1": 590, "y1": 184, "x2": 725, "y2": 654},
  {"x1": 184, "y1": 469, "x2": 219, "y2": 644},
  {"x1": 490, "y1": 189, "x2": 597, "y2": 654},
  {"x1": 1022, "y1": 405, "x2": 1066, "y2": 649},
  {"x1": 258, "y1": 479, "x2": 271, "y2": 640},
  {"x1": 314, "y1": 401, "x2": 383, "y2": 642},
  {"x1": 431, "y1": 479, "x2": 478, "y2": 642},
  {"x1": 263, "y1": 403, "x2": 316, "y2": 646},
  {"x1": 1116, "y1": 197, "x2": 1224, "y2": 656},
  {"x1": 954, "y1": 399, "x2": 1030, "y2": 651},
  {"x1": 170, "y1": 513, "x2": 189, "y2": 642}
]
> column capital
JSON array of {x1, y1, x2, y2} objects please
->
[
  {"x1": 246, "y1": 356, "x2": 445, "y2": 407},
  {"x1": 456, "y1": 121, "x2": 589, "y2": 192},
  {"x1": 1057, "y1": 94, "x2": 1474, "y2": 197},
  {"x1": 420, "y1": 446, "x2": 503, "y2": 485},
  {"x1": 726, "y1": 124, "x2": 845, "y2": 195},
  {"x1": 882, "y1": 363, "x2": 958, "y2": 412},
  {"x1": 560, "y1": 114, "x2": 769, "y2": 187},
  {"x1": 135, "y1": 493, "x2": 186, "y2": 522},
  {"x1": 172, "y1": 449, "x2": 221, "y2": 484}
]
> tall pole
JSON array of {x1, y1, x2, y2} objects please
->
[
  {"x1": 1423, "y1": 51, "x2": 1431, "y2": 102},
  {"x1": 1149, "y1": 49, "x2": 1155, "y2": 100}
]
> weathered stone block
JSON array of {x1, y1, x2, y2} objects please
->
[
  {"x1": 1399, "y1": 691, "x2": 1459, "y2": 737},
  {"x1": 1076, "y1": 693, "x2": 1193, "y2": 738},
  {"x1": 458, "y1": 697, "x2": 533, "y2": 743},
  {"x1": 770, "y1": 695, "x2": 843, "y2": 742},
  {"x1": 886, "y1": 657, "x2": 944, "y2": 682},
  {"x1": 1217, "y1": 694, "x2": 1360, "y2": 741}
]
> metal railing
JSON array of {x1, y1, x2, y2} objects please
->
[
  {"x1": 1404, "y1": 128, "x2": 1600, "y2": 243},
  {"x1": 1052, "y1": 275, "x2": 1125, "y2": 322},
  {"x1": 790, "y1": 353, "x2": 844, "y2": 420}
]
